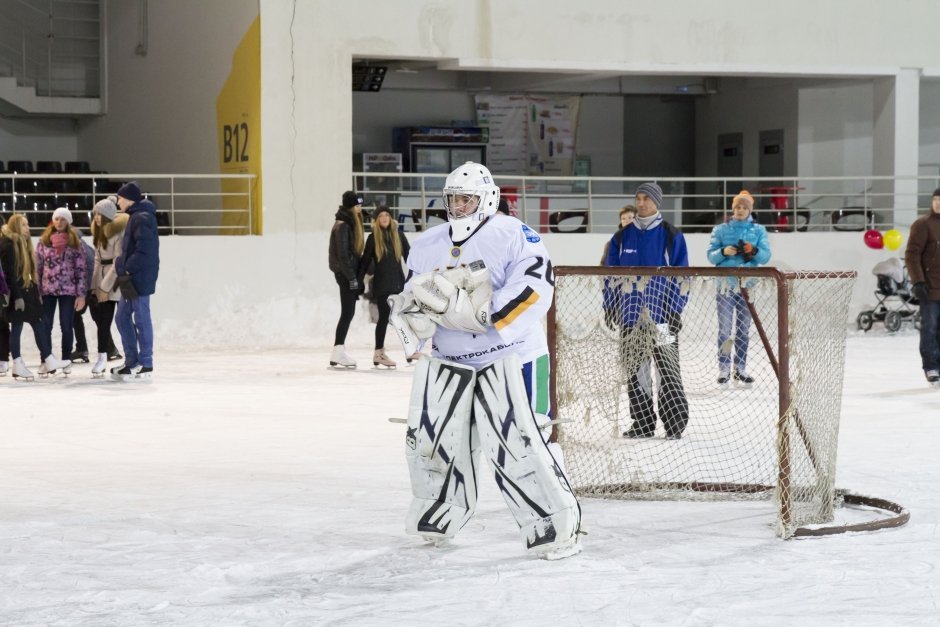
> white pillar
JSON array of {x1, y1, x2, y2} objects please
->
[{"x1": 873, "y1": 68, "x2": 921, "y2": 228}]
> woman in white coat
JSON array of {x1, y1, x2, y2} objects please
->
[{"x1": 89, "y1": 197, "x2": 129, "y2": 376}]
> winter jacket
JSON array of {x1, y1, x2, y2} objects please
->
[
  {"x1": 328, "y1": 206, "x2": 361, "y2": 283},
  {"x1": 116, "y1": 199, "x2": 160, "y2": 296},
  {"x1": 706, "y1": 216, "x2": 772, "y2": 289},
  {"x1": 36, "y1": 238, "x2": 87, "y2": 298},
  {"x1": 605, "y1": 215, "x2": 689, "y2": 326},
  {"x1": 905, "y1": 211, "x2": 940, "y2": 301},
  {"x1": 91, "y1": 213, "x2": 128, "y2": 302},
  {"x1": 358, "y1": 228, "x2": 410, "y2": 297},
  {"x1": 0, "y1": 227, "x2": 42, "y2": 324}
]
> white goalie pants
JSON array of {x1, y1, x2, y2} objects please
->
[{"x1": 404, "y1": 354, "x2": 581, "y2": 555}]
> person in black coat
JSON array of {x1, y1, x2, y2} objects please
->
[
  {"x1": 358, "y1": 206, "x2": 410, "y2": 367},
  {"x1": 328, "y1": 190, "x2": 365, "y2": 367},
  {"x1": 0, "y1": 213, "x2": 67, "y2": 379}
]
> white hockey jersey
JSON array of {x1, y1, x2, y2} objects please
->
[{"x1": 406, "y1": 215, "x2": 554, "y2": 369}]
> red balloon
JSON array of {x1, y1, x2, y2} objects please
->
[{"x1": 864, "y1": 229, "x2": 884, "y2": 250}]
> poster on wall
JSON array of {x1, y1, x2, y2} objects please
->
[
  {"x1": 526, "y1": 96, "x2": 580, "y2": 176},
  {"x1": 474, "y1": 94, "x2": 527, "y2": 174}
]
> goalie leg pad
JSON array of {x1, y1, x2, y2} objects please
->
[
  {"x1": 405, "y1": 357, "x2": 479, "y2": 542},
  {"x1": 473, "y1": 354, "x2": 582, "y2": 556}
]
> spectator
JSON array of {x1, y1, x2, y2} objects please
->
[
  {"x1": 358, "y1": 206, "x2": 411, "y2": 367},
  {"x1": 0, "y1": 213, "x2": 70, "y2": 380},
  {"x1": 36, "y1": 207, "x2": 87, "y2": 373},
  {"x1": 69, "y1": 229, "x2": 96, "y2": 363},
  {"x1": 89, "y1": 197, "x2": 128, "y2": 377},
  {"x1": 904, "y1": 187, "x2": 940, "y2": 385},
  {"x1": 601, "y1": 205, "x2": 637, "y2": 265},
  {"x1": 605, "y1": 182, "x2": 690, "y2": 440},
  {"x1": 706, "y1": 190, "x2": 771, "y2": 385},
  {"x1": 328, "y1": 190, "x2": 365, "y2": 368},
  {"x1": 112, "y1": 182, "x2": 160, "y2": 381},
  {"x1": 0, "y1": 246, "x2": 8, "y2": 375}
]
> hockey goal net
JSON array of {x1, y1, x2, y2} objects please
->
[{"x1": 548, "y1": 266, "x2": 859, "y2": 538}]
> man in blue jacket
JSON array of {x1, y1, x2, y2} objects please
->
[
  {"x1": 112, "y1": 181, "x2": 160, "y2": 381},
  {"x1": 706, "y1": 190, "x2": 771, "y2": 386},
  {"x1": 606, "y1": 182, "x2": 690, "y2": 440}
]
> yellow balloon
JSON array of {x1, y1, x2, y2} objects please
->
[{"x1": 883, "y1": 229, "x2": 903, "y2": 251}]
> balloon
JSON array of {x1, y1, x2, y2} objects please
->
[
  {"x1": 883, "y1": 229, "x2": 903, "y2": 251},
  {"x1": 863, "y1": 229, "x2": 884, "y2": 250}
]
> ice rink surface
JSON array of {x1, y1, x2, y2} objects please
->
[{"x1": 1, "y1": 328, "x2": 939, "y2": 626}]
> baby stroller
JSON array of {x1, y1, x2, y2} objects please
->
[{"x1": 856, "y1": 257, "x2": 921, "y2": 332}]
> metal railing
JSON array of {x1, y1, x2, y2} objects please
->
[
  {"x1": 352, "y1": 173, "x2": 940, "y2": 234},
  {"x1": 0, "y1": 173, "x2": 257, "y2": 235}
]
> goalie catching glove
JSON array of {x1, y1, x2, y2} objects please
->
[{"x1": 411, "y1": 260, "x2": 493, "y2": 334}]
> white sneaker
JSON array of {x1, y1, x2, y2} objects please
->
[
  {"x1": 373, "y1": 349, "x2": 396, "y2": 368},
  {"x1": 12, "y1": 357, "x2": 34, "y2": 381},
  {"x1": 91, "y1": 352, "x2": 108, "y2": 377},
  {"x1": 329, "y1": 345, "x2": 356, "y2": 368}
]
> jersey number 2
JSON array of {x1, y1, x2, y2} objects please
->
[{"x1": 525, "y1": 256, "x2": 555, "y2": 286}]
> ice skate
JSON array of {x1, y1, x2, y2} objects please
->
[
  {"x1": 0, "y1": 360, "x2": 8, "y2": 376},
  {"x1": 329, "y1": 345, "x2": 356, "y2": 369},
  {"x1": 733, "y1": 370, "x2": 754, "y2": 386},
  {"x1": 91, "y1": 353, "x2": 108, "y2": 378},
  {"x1": 717, "y1": 368, "x2": 730, "y2": 386},
  {"x1": 71, "y1": 351, "x2": 89, "y2": 364},
  {"x1": 111, "y1": 364, "x2": 141, "y2": 382},
  {"x1": 11, "y1": 357, "x2": 34, "y2": 381},
  {"x1": 135, "y1": 366, "x2": 153, "y2": 380},
  {"x1": 538, "y1": 538, "x2": 583, "y2": 561},
  {"x1": 926, "y1": 370, "x2": 940, "y2": 387},
  {"x1": 372, "y1": 348, "x2": 396, "y2": 369},
  {"x1": 39, "y1": 355, "x2": 72, "y2": 378},
  {"x1": 107, "y1": 349, "x2": 123, "y2": 362}
]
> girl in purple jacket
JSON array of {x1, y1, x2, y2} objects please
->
[{"x1": 36, "y1": 207, "x2": 86, "y2": 375}]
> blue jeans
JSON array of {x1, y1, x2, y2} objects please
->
[
  {"x1": 42, "y1": 294, "x2": 76, "y2": 359},
  {"x1": 919, "y1": 298, "x2": 940, "y2": 372},
  {"x1": 716, "y1": 291, "x2": 751, "y2": 372},
  {"x1": 116, "y1": 295, "x2": 154, "y2": 368},
  {"x1": 10, "y1": 319, "x2": 50, "y2": 360}
]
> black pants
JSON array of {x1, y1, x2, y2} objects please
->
[
  {"x1": 73, "y1": 300, "x2": 89, "y2": 355},
  {"x1": 90, "y1": 299, "x2": 119, "y2": 354},
  {"x1": 374, "y1": 294, "x2": 392, "y2": 349},
  {"x1": 0, "y1": 321, "x2": 8, "y2": 360},
  {"x1": 333, "y1": 273, "x2": 358, "y2": 346},
  {"x1": 621, "y1": 321, "x2": 689, "y2": 438}
]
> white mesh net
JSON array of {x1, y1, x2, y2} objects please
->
[{"x1": 551, "y1": 267, "x2": 855, "y2": 538}]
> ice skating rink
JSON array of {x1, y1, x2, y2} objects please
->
[{"x1": 1, "y1": 329, "x2": 939, "y2": 625}]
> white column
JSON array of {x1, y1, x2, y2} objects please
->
[{"x1": 873, "y1": 68, "x2": 921, "y2": 228}]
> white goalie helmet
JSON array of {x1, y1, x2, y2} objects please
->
[{"x1": 442, "y1": 161, "x2": 500, "y2": 242}]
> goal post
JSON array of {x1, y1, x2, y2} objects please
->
[{"x1": 548, "y1": 265, "x2": 905, "y2": 538}]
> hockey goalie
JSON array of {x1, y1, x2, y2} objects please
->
[{"x1": 388, "y1": 161, "x2": 582, "y2": 560}]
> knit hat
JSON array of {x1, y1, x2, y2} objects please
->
[
  {"x1": 635, "y1": 182, "x2": 663, "y2": 209},
  {"x1": 373, "y1": 205, "x2": 393, "y2": 220},
  {"x1": 342, "y1": 190, "x2": 363, "y2": 209},
  {"x1": 52, "y1": 206, "x2": 73, "y2": 224},
  {"x1": 93, "y1": 197, "x2": 118, "y2": 220},
  {"x1": 117, "y1": 181, "x2": 143, "y2": 203},
  {"x1": 933, "y1": 187, "x2": 940, "y2": 198},
  {"x1": 732, "y1": 190, "x2": 754, "y2": 212}
]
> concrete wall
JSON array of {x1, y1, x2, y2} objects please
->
[
  {"x1": 0, "y1": 117, "x2": 77, "y2": 165},
  {"x1": 76, "y1": 0, "x2": 258, "y2": 174}
]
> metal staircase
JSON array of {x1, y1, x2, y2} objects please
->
[{"x1": 0, "y1": 0, "x2": 103, "y2": 115}]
